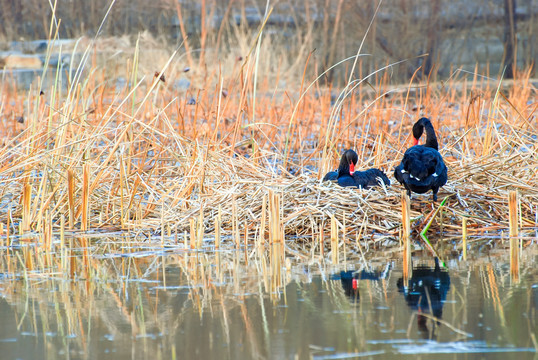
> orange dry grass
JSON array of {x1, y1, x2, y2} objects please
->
[{"x1": 0, "y1": 49, "x2": 537, "y2": 257}]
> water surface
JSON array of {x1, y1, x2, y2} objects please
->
[{"x1": 0, "y1": 240, "x2": 536, "y2": 359}]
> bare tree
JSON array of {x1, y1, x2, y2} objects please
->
[
  {"x1": 423, "y1": 0, "x2": 441, "y2": 79},
  {"x1": 503, "y1": 0, "x2": 517, "y2": 78}
]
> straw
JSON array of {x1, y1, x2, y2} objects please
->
[
  {"x1": 509, "y1": 190, "x2": 519, "y2": 281},
  {"x1": 401, "y1": 191, "x2": 411, "y2": 282}
]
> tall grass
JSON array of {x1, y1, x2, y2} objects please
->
[{"x1": 0, "y1": 1, "x2": 536, "y2": 266}]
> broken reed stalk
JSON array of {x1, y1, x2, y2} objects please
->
[
  {"x1": 268, "y1": 190, "x2": 283, "y2": 289},
  {"x1": 81, "y1": 164, "x2": 90, "y2": 231},
  {"x1": 81, "y1": 236, "x2": 89, "y2": 279},
  {"x1": 401, "y1": 191, "x2": 411, "y2": 281},
  {"x1": 6, "y1": 209, "x2": 11, "y2": 246},
  {"x1": 462, "y1": 217, "x2": 467, "y2": 260},
  {"x1": 60, "y1": 214, "x2": 66, "y2": 271},
  {"x1": 120, "y1": 156, "x2": 125, "y2": 229},
  {"x1": 161, "y1": 201, "x2": 165, "y2": 246},
  {"x1": 268, "y1": 190, "x2": 283, "y2": 246},
  {"x1": 69, "y1": 237, "x2": 75, "y2": 278},
  {"x1": 215, "y1": 206, "x2": 221, "y2": 249},
  {"x1": 508, "y1": 190, "x2": 519, "y2": 280},
  {"x1": 197, "y1": 206, "x2": 204, "y2": 248},
  {"x1": 189, "y1": 218, "x2": 196, "y2": 249},
  {"x1": 342, "y1": 211, "x2": 346, "y2": 267},
  {"x1": 319, "y1": 221, "x2": 324, "y2": 258},
  {"x1": 67, "y1": 169, "x2": 75, "y2": 229},
  {"x1": 232, "y1": 195, "x2": 239, "y2": 248},
  {"x1": 43, "y1": 210, "x2": 51, "y2": 251},
  {"x1": 243, "y1": 219, "x2": 248, "y2": 265},
  {"x1": 330, "y1": 215, "x2": 338, "y2": 264},
  {"x1": 21, "y1": 180, "x2": 31, "y2": 233},
  {"x1": 257, "y1": 194, "x2": 267, "y2": 255},
  {"x1": 44, "y1": 211, "x2": 53, "y2": 268},
  {"x1": 24, "y1": 241, "x2": 33, "y2": 271}
]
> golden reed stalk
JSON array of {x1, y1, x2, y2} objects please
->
[
  {"x1": 401, "y1": 191, "x2": 411, "y2": 282},
  {"x1": 508, "y1": 190, "x2": 519, "y2": 281},
  {"x1": 81, "y1": 164, "x2": 90, "y2": 231}
]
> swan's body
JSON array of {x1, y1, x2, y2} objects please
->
[
  {"x1": 394, "y1": 118, "x2": 447, "y2": 201},
  {"x1": 324, "y1": 150, "x2": 390, "y2": 189}
]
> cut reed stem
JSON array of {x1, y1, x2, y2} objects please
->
[
  {"x1": 67, "y1": 169, "x2": 75, "y2": 229},
  {"x1": 215, "y1": 206, "x2": 221, "y2": 249},
  {"x1": 81, "y1": 164, "x2": 90, "y2": 231},
  {"x1": 330, "y1": 214, "x2": 338, "y2": 264},
  {"x1": 508, "y1": 190, "x2": 519, "y2": 281},
  {"x1": 401, "y1": 191, "x2": 411, "y2": 281},
  {"x1": 462, "y1": 216, "x2": 467, "y2": 261}
]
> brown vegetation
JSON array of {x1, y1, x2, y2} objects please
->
[
  {"x1": 0, "y1": 43, "x2": 537, "y2": 257},
  {"x1": 0, "y1": 2, "x2": 536, "y2": 261}
]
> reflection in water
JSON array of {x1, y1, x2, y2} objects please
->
[
  {"x1": 0, "y1": 239, "x2": 536, "y2": 359},
  {"x1": 397, "y1": 258, "x2": 451, "y2": 340},
  {"x1": 339, "y1": 270, "x2": 360, "y2": 302},
  {"x1": 336, "y1": 264, "x2": 391, "y2": 303}
]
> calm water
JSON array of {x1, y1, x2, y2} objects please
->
[{"x1": 0, "y1": 241, "x2": 536, "y2": 360}]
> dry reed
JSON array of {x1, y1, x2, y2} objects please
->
[
  {"x1": 0, "y1": 19, "x2": 537, "y2": 264},
  {"x1": 401, "y1": 191, "x2": 411, "y2": 281},
  {"x1": 462, "y1": 217, "x2": 467, "y2": 260},
  {"x1": 509, "y1": 190, "x2": 519, "y2": 281}
]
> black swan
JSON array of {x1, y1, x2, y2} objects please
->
[
  {"x1": 394, "y1": 117, "x2": 447, "y2": 201},
  {"x1": 397, "y1": 258, "x2": 451, "y2": 339},
  {"x1": 323, "y1": 149, "x2": 390, "y2": 189}
]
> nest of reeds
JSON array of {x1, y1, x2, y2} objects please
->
[{"x1": 1, "y1": 108, "x2": 537, "y2": 257}]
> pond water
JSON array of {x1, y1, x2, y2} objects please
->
[{"x1": 0, "y1": 240, "x2": 536, "y2": 360}]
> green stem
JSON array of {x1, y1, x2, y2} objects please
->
[{"x1": 420, "y1": 196, "x2": 449, "y2": 267}]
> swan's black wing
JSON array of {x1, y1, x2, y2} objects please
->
[
  {"x1": 394, "y1": 162, "x2": 407, "y2": 185},
  {"x1": 337, "y1": 174, "x2": 358, "y2": 187},
  {"x1": 323, "y1": 170, "x2": 338, "y2": 181},
  {"x1": 394, "y1": 145, "x2": 447, "y2": 200},
  {"x1": 354, "y1": 168, "x2": 390, "y2": 188}
]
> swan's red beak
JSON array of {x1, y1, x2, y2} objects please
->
[
  {"x1": 412, "y1": 137, "x2": 419, "y2": 146},
  {"x1": 349, "y1": 163, "x2": 355, "y2": 175}
]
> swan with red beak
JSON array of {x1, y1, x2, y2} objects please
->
[
  {"x1": 323, "y1": 149, "x2": 390, "y2": 189},
  {"x1": 394, "y1": 117, "x2": 448, "y2": 201}
]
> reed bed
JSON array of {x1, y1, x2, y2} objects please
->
[{"x1": 0, "y1": 34, "x2": 537, "y2": 260}]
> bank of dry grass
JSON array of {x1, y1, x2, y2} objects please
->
[{"x1": 0, "y1": 20, "x2": 537, "y2": 259}]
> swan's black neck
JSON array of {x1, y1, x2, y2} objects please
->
[
  {"x1": 434, "y1": 257, "x2": 440, "y2": 272},
  {"x1": 414, "y1": 118, "x2": 439, "y2": 151},
  {"x1": 337, "y1": 150, "x2": 358, "y2": 176},
  {"x1": 338, "y1": 161, "x2": 350, "y2": 175}
]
